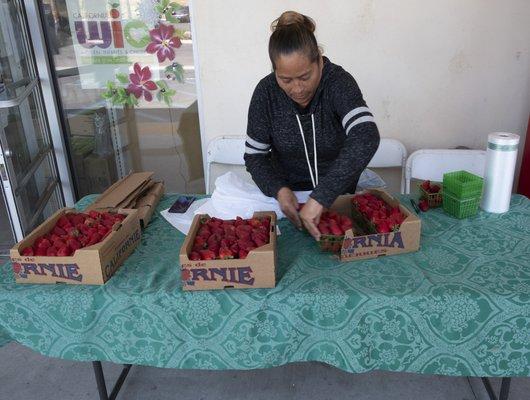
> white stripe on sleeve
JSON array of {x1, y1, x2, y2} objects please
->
[
  {"x1": 245, "y1": 145, "x2": 269, "y2": 155},
  {"x1": 342, "y1": 106, "x2": 371, "y2": 128},
  {"x1": 345, "y1": 115, "x2": 376, "y2": 135},
  {"x1": 246, "y1": 137, "x2": 271, "y2": 150}
]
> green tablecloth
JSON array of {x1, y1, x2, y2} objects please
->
[{"x1": 1, "y1": 194, "x2": 529, "y2": 377}]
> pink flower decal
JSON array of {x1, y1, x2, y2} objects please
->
[
  {"x1": 146, "y1": 23, "x2": 182, "y2": 63},
  {"x1": 127, "y1": 63, "x2": 157, "y2": 101}
]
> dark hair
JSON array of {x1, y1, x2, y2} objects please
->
[{"x1": 269, "y1": 11, "x2": 320, "y2": 70}]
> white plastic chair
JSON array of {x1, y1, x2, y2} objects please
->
[
  {"x1": 368, "y1": 138, "x2": 408, "y2": 194},
  {"x1": 206, "y1": 135, "x2": 246, "y2": 194},
  {"x1": 404, "y1": 149, "x2": 486, "y2": 194},
  {"x1": 206, "y1": 136, "x2": 408, "y2": 194}
]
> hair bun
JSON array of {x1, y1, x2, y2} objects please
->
[{"x1": 271, "y1": 11, "x2": 315, "y2": 33}]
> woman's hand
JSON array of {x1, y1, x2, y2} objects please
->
[
  {"x1": 300, "y1": 198, "x2": 324, "y2": 240},
  {"x1": 277, "y1": 187, "x2": 302, "y2": 229}
]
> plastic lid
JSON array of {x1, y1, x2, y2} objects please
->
[{"x1": 488, "y1": 132, "x2": 520, "y2": 146}]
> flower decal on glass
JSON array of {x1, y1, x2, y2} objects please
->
[
  {"x1": 127, "y1": 63, "x2": 157, "y2": 101},
  {"x1": 146, "y1": 23, "x2": 182, "y2": 62}
]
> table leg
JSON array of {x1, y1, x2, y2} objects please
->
[
  {"x1": 92, "y1": 361, "x2": 132, "y2": 400},
  {"x1": 481, "y1": 377, "x2": 511, "y2": 400}
]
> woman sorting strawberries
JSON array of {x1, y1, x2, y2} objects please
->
[{"x1": 244, "y1": 11, "x2": 380, "y2": 240}]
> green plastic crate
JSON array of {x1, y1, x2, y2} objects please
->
[
  {"x1": 442, "y1": 191, "x2": 480, "y2": 219},
  {"x1": 443, "y1": 170, "x2": 483, "y2": 198}
]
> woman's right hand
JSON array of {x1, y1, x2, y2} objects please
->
[{"x1": 277, "y1": 187, "x2": 302, "y2": 229}]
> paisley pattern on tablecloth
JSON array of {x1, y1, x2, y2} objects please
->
[{"x1": 1, "y1": 194, "x2": 529, "y2": 377}]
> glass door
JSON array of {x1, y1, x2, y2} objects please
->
[{"x1": 0, "y1": 0, "x2": 64, "y2": 242}]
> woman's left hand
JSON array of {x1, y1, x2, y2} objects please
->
[{"x1": 300, "y1": 198, "x2": 324, "y2": 241}]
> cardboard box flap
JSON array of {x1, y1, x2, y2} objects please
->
[{"x1": 89, "y1": 172, "x2": 154, "y2": 209}]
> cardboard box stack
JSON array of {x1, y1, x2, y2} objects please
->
[{"x1": 88, "y1": 172, "x2": 164, "y2": 228}]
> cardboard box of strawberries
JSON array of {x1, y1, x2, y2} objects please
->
[
  {"x1": 10, "y1": 208, "x2": 141, "y2": 285},
  {"x1": 323, "y1": 188, "x2": 421, "y2": 261},
  {"x1": 179, "y1": 212, "x2": 277, "y2": 291}
]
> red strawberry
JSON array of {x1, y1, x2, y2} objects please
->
[
  {"x1": 58, "y1": 216, "x2": 72, "y2": 228},
  {"x1": 66, "y1": 238, "x2": 81, "y2": 251},
  {"x1": 84, "y1": 217, "x2": 97, "y2": 227},
  {"x1": 53, "y1": 226, "x2": 66, "y2": 236},
  {"x1": 71, "y1": 214, "x2": 85, "y2": 225},
  {"x1": 249, "y1": 218, "x2": 262, "y2": 228},
  {"x1": 37, "y1": 238, "x2": 52, "y2": 249},
  {"x1": 219, "y1": 247, "x2": 234, "y2": 259},
  {"x1": 35, "y1": 247, "x2": 47, "y2": 256},
  {"x1": 430, "y1": 184, "x2": 441, "y2": 193},
  {"x1": 318, "y1": 222, "x2": 330, "y2": 234},
  {"x1": 421, "y1": 180, "x2": 431, "y2": 191},
  {"x1": 87, "y1": 233, "x2": 102, "y2": 246},
  {"x1": 194, "y1": 236, "x2": 207, "y2": 248},
  {"x1": 21, "y1": 247, "x2": 34, "y2": 256},
  {"x1": 376, "y1": 221, "x2": 391, "y2": 233},
  {"x1": 79, "y1": 235, "x2": 90, "y2": 247},
  {"x1": 190, "y1": 251, "x2": 201, "y2": 261},
  {"x1": 46, "y1": 246, "x2": 58, "y2": 256},
  {"x1": 57, "y1": 246, "x2": 72, "y2": 257},
  {"x1": 339, "y1": 215, "x2": 353, "y2": 231},
  {"x1": 329, "y1": 224, "x2": 343, "y2": 236},
  {"x1": 98, "y1": 226, "x2": 109, "y2": 237},
  {"x1": 418, "y1": 199, "x2": 429, "y2": 212},
  {"x1": 230, "y1": 243, "x2": 240, "y2": 254},
  {"x1": 199, "y1": 249, "x2": 216, "y2": 260},
  {"x1": 88, "y1": 210, "x2": 100, "y2": 219},
  {"x1": 102, "y1": 219, "x2": 115, "y2": 229},
  {"x1": 238, "y1": 249, "x2": 249, "y2": 259},
  {"x1": 236, "y1": 225, "x2": 252, "y2": 239},
  {"x1": 114, "y1": 214, "x2": 126, "y2": 221}
]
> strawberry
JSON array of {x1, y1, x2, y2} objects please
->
[
  {"x1": 376, "y1": 221, "x2": 391, "y2": 233},
  {"x1": 339, "y1": 214, "x2": 353, "y2": 227},
  {"x1": 420, "y1": 180, "x2": 431, "y2": 191},
  {"x1": 230, "y1": 243, "x2": 240, "y2": 255},
  {"x1": 66, "y1": 238, "x2": 81, "y2": 251},
  {"x1": 194, "y1": 236, "x2": 207, "y2": 248},
  {"x1": 318, "y1": 221, "x2": 330, "y2": 234},
  {"x1": 102, "y1": 219, "x2": 116, "y2": 229},
  {"x1": 90, "y1": 233, "x2": 102, "y2": 245},
  {"x1": 35, "y1": 247, "x2": 47, "y2": 256},
  {"x1": 88, "y1": 210, "x2": 100, "y2": 220},
  {"x1": 57, "y1": 246, "x2": 72, "y2": 257},
  {"x1": 418, "y1": 199, "x2": 429, "y2": 212},
  {"x1": 46, "y1": 246, "x2": 58, "y2": 256},
  {"x1": 199, "y1": 249, "x2": 216, "y2": 260},
  {"x1": 211, "y1": 226, "x2": 224, "y2": 236},
  {"x1": 36, "y1": 238, "x2": 51, "y2": 250},
  {"x1": 58, "y1": 216, "x2": 72, "y2": 228},
  {"x1": 249, "y1": 218, "x2": 262, "y2": 228},
  {"x1": 430, "y1": 184, "x2": 441, "y2": 193},
  {"x1": 223, "y1": 225, "x2": 236, "y2": 237},
  {"x1": 329, "y1": 224, "x2": 343, "y2": 236},
  {"x1": 219, "y1": 247, "x2": 234, "y2": 259},
  {"x1": 53, "y1": 226, "x2": 66, "y2": 236},
  {"x1": 72, "y1": 214, "x2": 85, "y2": 225},
  {"x1": 98, "y1": 226, "x2": 109, "y2": 237},
  {"x1": 190, "y1": 251, "x2": 201, "y2": 261},
  {"x1": 236, "y1": 225, "x2": 252, "y2": 239},
  {"x1": 84, "y1": 217, "x2": 97, "y2": 227},
  {"x1": 79, "y1": 234, "x2": 90, "y2": 247},
  {"x1": 238, "y1": 249, "x2": 249, "y2": 259},
  {"x1": 21, "y1": 247, "x2": 34, "y2": 256}
]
